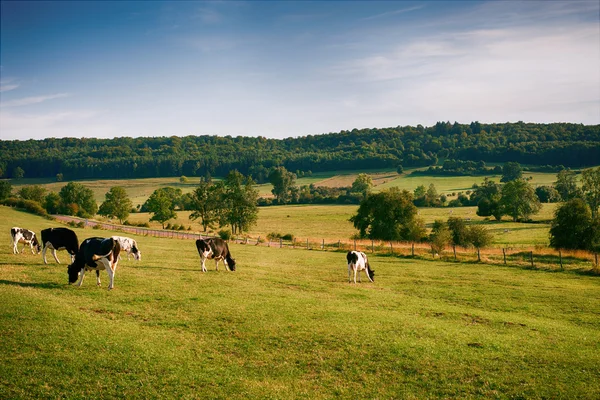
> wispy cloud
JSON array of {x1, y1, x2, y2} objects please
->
[
  {"x1": 0, "y1": 93, "x2": 70, "y2": 108},
  {"x1": 363, "y1": 5, "x2": 424, "y2": 21},
  {"x1": 0, "y1": 78, "x2": 20, "y2": 92}
]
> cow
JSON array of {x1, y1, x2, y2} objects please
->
[
  {"x1": 10, "y1": 227, "x2": 41, "y2": 254},
  {"x1": 346, "y1": 251, "x2": 375, "y2": 284},
  {"x1": 68, "y1": 237, "x2": 121, "y2": 290},
  {"x1": 112, "y1": 236, "x2": 141, "y2": 261},
  {"x1": 195, "y1": 238, "x2": 236, "y2": 272},
  {"x1": 41, "y1": 227, "x2": 79, "y2": 264}
]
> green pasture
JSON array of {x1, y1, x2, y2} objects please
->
[
  {"x1": 1, "y1": 207, "x2": 599, "y2": 398},
  {"x1": 124, "y1": 203, "x2": 558, "y2": 247}
]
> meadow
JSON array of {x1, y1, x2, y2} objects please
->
[{"x1": 1, "y1": 206, "x2": 599, "y2": 398}]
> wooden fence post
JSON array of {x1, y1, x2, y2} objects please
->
[
  {"x1": 453, "y1": 245, "x2": 457, "y2": 261},
  {"x1": 338, "y1": 240, "x2": 341, "y2": 250},
  {"x1": 503, "y1": 248, "x2": 506, "y2": 264},
  {"x1": 354, "y1": 240, "x2": 356, "y2": 251},
  {"x1": 390, "y1": 242, "x2": 393, "y2": 255},
  {"x1": 530, "y1": 251, "x2": 534, "y2": 268},
  {"x1": 306, "y1": 238, "x2": 309, "y2": 250},
  {"x1": 322, "y1": 239, "x2": 324, "y2": 250},
  {"x1": 280, "y1": 238, "x2": 282, "y2": 248},
  {"x1": 371, "y1": 240, "x2": 374, "y2": 253},
  {"x1": 559, "y1": 249, "x2": 563, "y2": 270},
  {"x1": 411, "y1": 243, "x2": 415, "y2": 257}
]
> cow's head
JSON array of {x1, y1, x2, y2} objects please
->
[
  {"x1": 67, "y1": 261, "x2": 81, "y2": 284},
  {"x1": 132, "y1": 246, "x2": 141, "y2": 261},
  {"x1": 228, "y1": 258, "x2": 236, "y2": 271},
  {"x1": 32, "y1": 236, "x2": 42, "y2": 254}
]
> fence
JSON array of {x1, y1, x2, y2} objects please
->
[{"x1": 53, "y1": 215, "x2": 599, "y2": 272}]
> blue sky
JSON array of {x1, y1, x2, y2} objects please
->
[{"x1": 1, "y1": 1, "x2": 598, "y2": 141}]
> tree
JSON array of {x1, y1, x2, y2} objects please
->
[
  {"x1": 44, "y1": 192, "x2": 61, "y2": 214},
  {"x1": 555, "y1": 170, "x2": 581, "y2": 201},
  {"x1": 189, "y1": 179, "x2": 222, "y2": 231},
  {"x1": 581, "y1": 167, "x2": 600, "y2": 219},
  {"x1": 18, "y1": 185, "x2": 47, "y2": 204},
  {"x1": 12, "y1": 166, "x2": 25, "y2": 180},
  {"x1": 500, "y1": 179, "x2": 541, "y2": 222},
  {"x1": 467, "y1": 225, "x2": 493, "y2": 262},
  {"x1": 397, "y1": 165, "x2": 404, "y2": 174},
  {"x1": 145, "y1": 188, "x2": 177, "y2": 228},
  {"x1": 98, "y1": 186, "x2": 132, "y2": 224},
  {"x1": 447, "y1": 217, "x2": 470, "y2": 248},
  {"x1": 58, "y1": 182, "x2": 98, "y2": 217},
  {"x1": 351, "y1": 173, "x2": 373, "y2": 195},
  {"x1": 425, "y1": 183, "x2": 440, "y2": 207},
  {"x1": 501, "y1": 162, "x2": 523, "y2": 182},
  {"x1": 0, "y1": 181, "x2": 13, "y2": 200},
  {"x1": 219, "y1": 171, "x2": 259, "y2": 234},
  {"x1": 549, "y1": 198, "x2": 594, "y2": 250},
  {"x1": 350, "y1": 187, "x2": 424, "y2": 241},
  {"x1": 535, "y1": 186, "x2": 561, "y2": 203},
  {"x1": 269, "y1": 167, "x2": 296, "y2": 204},
  {"x1": 472, "y1": 178, "x2": 503, "y2": 220},
  {"x1": 56, "y1": 173, "x2": 64, "y2": 182},
  {"x1": 429, "y1": 220, "x2": 451, "y2": 257}
]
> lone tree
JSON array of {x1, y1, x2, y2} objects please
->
[
  {"x1": 429, "y1": 219, "x2": 451, "y2": 257},
  {"x1": 219, "y1": 170, "x2": 259, "y2": 234},
  {"x1": 269, "y1": 166, "x2": 296, "y2": 204},
  {"x1": 189, "y1": 179, "x2": 222, "y2": 232},
  {"x1": 500, "y1": 179, "x2": 541, "y2": 222},
  {"x1": 0, "y1": 181, "x2": 13, "y2": 200},
  {"x1": 554, "y1": 170, "x2": 581, "y2": 201},
  {"x1": 350, "y1": 187, "x2": 425, "y2": 241},
  {"x1": 145, "y1": 188, "x2": 177, "y2": 228},
  {"x1": 472, "y1": 178, "x2": 502, "y2": 220},
  {"x1": 549, "y1": 198, "x2": 594, "y2": 251},
  {"x1": 18, "y1": 185, "x2": 47, "y2": 204},
  {"x1": 98, "y1": 186, "x2": 132, "y2": 224},
  {"x1": 351, "y1": 173, "x2": 373, "y2": 196},
  {"x1": 447, "y1": 217, "x2": 470, "y2": 258}
]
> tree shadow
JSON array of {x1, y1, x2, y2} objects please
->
[{"x1": 0, "y1": 279, "x2": 65, "y2": 290}]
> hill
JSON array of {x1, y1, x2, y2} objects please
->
[{"x1": 1, "y1": 122, "x2": 599, "y2": 181}]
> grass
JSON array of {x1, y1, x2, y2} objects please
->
[{"x1": 1, "y1": 206, "x2": 599, "y2": 398}]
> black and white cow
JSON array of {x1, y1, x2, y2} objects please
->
[
  {"x1": 41, "y1": 227, "x2": 79, "y2": 264},
  {"x1": 195, "y1": 238, "x2": 236, "y2": 272},
  {"x1": 10, "y1": 227, "x2": 41, "y2": 254},
  {"x1": 112, "y1": 236, "x2": 141, "y2": 261},
  {"x1": 68, "y1": 237, "x2": 121, "y2": 290},
  {"x1": 346, "y1": 251, "x2": 375, "y2": 284}
]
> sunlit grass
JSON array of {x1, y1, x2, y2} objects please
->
[{"x1": 1, "y1": 207, "x2": 599, "y2": 398}]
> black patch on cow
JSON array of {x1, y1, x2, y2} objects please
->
[
  {"x1": 68, "y1": 237, "x2": 120, "y2": 284},
  {"x1": 41, "y1": 227, "x2": 79, "y2": 255}
]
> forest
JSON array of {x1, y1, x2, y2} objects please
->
[{"x1": 1, "y1": 121, "x2": 599, "y2": 181}]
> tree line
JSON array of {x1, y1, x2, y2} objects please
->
[{"x1": 1, "y1": 122, "x2": 598, "y2": 181}]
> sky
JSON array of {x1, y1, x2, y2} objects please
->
[{"x1": 1, "y1": 0, "x2": 599, "y2": 141}]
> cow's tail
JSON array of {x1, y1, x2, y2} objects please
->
[{"x1": 366, "y1": 261, "x2": 375, "y2": 282}]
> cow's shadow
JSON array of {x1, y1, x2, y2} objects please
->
[{"x1": 0, "y1": 279, "x2": 64, "y2": 290}]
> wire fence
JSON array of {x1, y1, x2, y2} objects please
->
[{"x1": 53, "y1": 215, "x2": 599, "y2": 273}]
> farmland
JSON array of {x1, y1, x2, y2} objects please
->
[{"x1": 1, "y1": 206, "x2": 599, "y2": 398}]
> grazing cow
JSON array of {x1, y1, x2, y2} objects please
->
[
  {"x1": 10, "y1": 227, "x2": 41, "y2": 254},
  {"x1": 68, "y1": 237, "x2": 121, "y2": 290},
  {"x1": 41, "y1": 227, "x2": 79, "y2": 264},
  {"x1": 195, "y1": 238, "x2": 236, "y2": 272},
  {"x1": 346, "y1": 251, "x2": 375, "y2": 284},
  {"x1": 112, "y1": 236, "x2": 141, "y2": 261}
]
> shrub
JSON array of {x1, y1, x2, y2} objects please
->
[
  {"x1": 1, "y1": 197, "x2": 49, "y2": 217},
  {"x1": 92, "y1": 224, "x2": 103, "y2": 230},
  {"x1": 219, "y1": 229, "x2": 232, "y2": 241},
  {"x1": 267, "y1": 232, "x2": 282, "y2": 241},
  {"x1": 282, "y1": 233, "x2": 295, "y2": 241}
]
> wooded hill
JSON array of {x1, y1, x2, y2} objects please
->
[{"x1": 1, "y1": 121, "x2": 598, "y2": 181}]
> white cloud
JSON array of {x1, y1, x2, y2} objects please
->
[
  {"x1": 0, "y1": 78, "x2": 19, "y2": 92},
  {"x1": 0, "y1": 93, "x2": 70, "y2": 108},
  {"x1": 362, "y1": 5, "x2": 425, "y2": 21}
]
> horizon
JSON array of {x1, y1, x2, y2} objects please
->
[{"x1": 1, "y1": 1, "x2": 599, "y2": 141}]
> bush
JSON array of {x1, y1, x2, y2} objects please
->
[
  {"x1": 267, "y1": 232, "x2": 282, "y2": 241},
  {"x1": 92, "y1": 224, "x2": 103, "y2": 230},
  {"x1": 218, "y1": 229, "x2": 232, "y2": 241},
  {"x1": 282, "y1": 233, "x2": 295, "y2": 241},
  {"x1": 1, "y1": 197, "x2": 48, "y2": 217}
]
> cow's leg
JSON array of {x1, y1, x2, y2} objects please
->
[
  {"x1": 215, "y1": 259, "x2": 219, "y2": 271},
  {"x1": 52, "y1": 249, "x2": 61, "y2": 263},
  {"x1": 76, "y1": 269, "x2": 86, "y2": 287},
  {"x1": 353, "y1": 267, "x2": 358, "y2": 284},
  {"x1": 96, "y1": 270, "x2": 101, "y2": 286},
  {"x1": 42, "y1": 245, "x2": 48, "y2": 264},
  {"x1": 224, "y1": 259, "x2": 230, "y2": 272},
  {"x1": 98, "y1": 258, "x2": 114, "y2": 290},
  {"x1": 12, "y1": 240, "x2": 18, "y2": 254},
  {"x1": 201, "y1": 256, "x2": 207, "y2": 272},
  {"x1": 348, "y1": 265, "x2": 352, "y2": 283}
]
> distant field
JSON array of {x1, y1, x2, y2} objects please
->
[{"x1": 1, "y1": 207, "x2": 599, "y2": 398}]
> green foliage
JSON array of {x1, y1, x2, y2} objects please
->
[
  {"x1": 218, "y1": 229, "x2": 231, "y2": 240},
  {"x1": 581, "y1": 167, "x2": 600, "y2": 218},
  {"x1": 145, "y1": 188, "x2": 178, "y2": 228},
  {"x1": 447, "y1": 217, "x2": 470, "y2": 247},
  {"x1": 180, "y1": 175, "x2": 188, "y2": 183},
  {"x1": 350, "y1": 173, "x2": 373, "y2": 195},
  {"x1": 500, "y1": 162, "x2": 523, "y2": 182},
  {"x1": 17, "y1": 185, "x2": 47, "y2": 203},
  {"x1": 0, "y1": 181, "x2": 12, "y2": 200},
  {"x1": 220, "y1": 171, "x2": 259, "y2": 234},
  {"x1": 12, "y1": 166, "x2": 25, "y2": 179},
  {"x1": 429, "y1": 219, "x2": 451, "y2": 255},
  {"x1": 56, "y1": 173, "x2": 63, "y2": 182},
  {"x1": 58, "y1": 182, "x2": 98, "y2": 217},
  {"x1": 473, "y1": 178, "x2": 502, "y2": 220},
  {"x1": 549, "y1": 199, "x2": 596, "y2": 251},
  {"x1": 554, "y1": 170, "x2": 581, "y2": 201},
  {"x1": 467, "y1": 225, "x2": 493, "y2": 261},
  {"x1": 500, "y1": 179, "x2": 542, "y2": 222},
  {"x1": 98, "y1": 186, "x2": 132, "y2": 224},
  {"x1": 44, "y1": 192, "x2": 61, "y2": 215},
  {"x1": 350, "y1": 187, "x2": 425, "y2": 241},
  {"x1": 269, "y1": 166, "x2": 296, "y2": 204},
  {"x1": 535, "y1": 185, "x2": 561, "y2": 203},
  {"x1": 189, "y1": 179, "x2": 222, "y2": 232},
  {"x1": 1, "y1": 197, "x2": 49, "y2": 217}
]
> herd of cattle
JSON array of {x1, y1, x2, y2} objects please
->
[{"x1": 10, "y1": 226, "x2": 375, "y2": 289}]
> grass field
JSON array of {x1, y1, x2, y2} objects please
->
[{"x1": 1, "y1": 206, "x2": 599, "y2": 398}]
